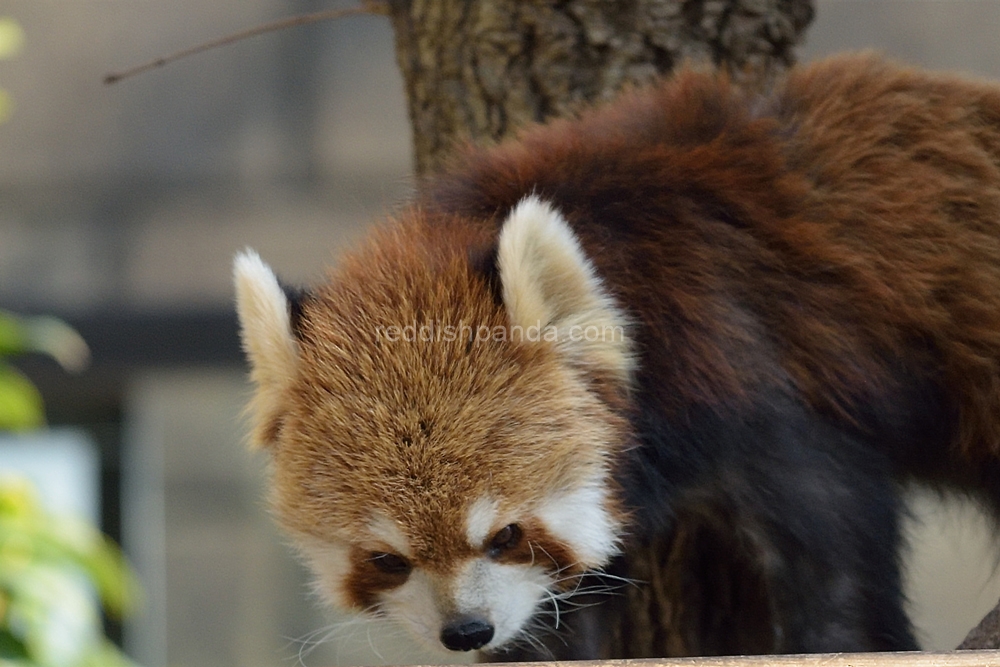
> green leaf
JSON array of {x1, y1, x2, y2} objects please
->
[
  {"x1": 0, "y1": 516, "x2": 140, "y2": 620},
  {"x1": 0, "y1": 627, "x2": 30, "y2": 660},
  {"x1": 80, "y1": 638, "x2": 139, "y2": 667},
  {"x1": 0, "y1": 311, "x2": 90, "y2": 372},
  {"x1": 0, "y1": 313, "x2": 30, "y2": 357},
  {"x1": 0, "y1": 366, "x2": 44, "y2": 431},
  {"x1": 0, "y1": 477, "x2": 142, "y2": 666}
]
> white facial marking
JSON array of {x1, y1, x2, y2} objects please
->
[
  {"x1": 536, "y1": 482, "x2": 621, "y2": 568},
  {"x1": 381, "y1": 570, "x2": 444, "y2": 650},
  {"x1": 466, "y1": 496, "x2": 499, "y2": 548},
  {"x1": 368, "y1": 514, "x2": 412, "y2": 557},
  {"x1": 378, "y1": 555, "x2": 554, "y2": 652},
  {"x1": 452, "y1": 557, "x2": 552, "y2": 649},
  {"x1": 298, "y1": 538, "x2": 352, "y2": 609}
]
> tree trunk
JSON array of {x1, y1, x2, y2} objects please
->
[
  {"x1": 385, "y1": 0, "x2": 815, "y2": 658},
  {"x1": 958, "y1": 598, "x2": 1000, "y2": 650},
  {"x1": 388, "y1": 0, "x2": 815, "y2": 175}
]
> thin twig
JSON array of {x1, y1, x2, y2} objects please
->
[{"x1": 104, "y1": 0, "x2": 389, "y2": 85}]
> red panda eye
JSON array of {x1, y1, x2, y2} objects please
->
[
  {"x1": 487, "y1": 523, "x2": 522, "y2": 557},
  {"x1": 368, "y1": 552, "x2": 411, "y2": 575}
]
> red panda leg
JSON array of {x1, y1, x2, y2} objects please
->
[
  {"x1": 675, "y1": 405, "x2": 917, "y2": 652},
  {"x1": 610, "y1": 391, "x2": 917, "y2": 654},
  {"x1": 485, "y1": 396, "x2": 919, "y2": 658}
]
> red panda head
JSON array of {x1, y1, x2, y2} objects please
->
[{"x1": 235, "y1": 196, "x2": 634, "y2": 653}]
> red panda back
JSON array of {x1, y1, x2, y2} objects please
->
[{"x1": 424, "y1": 53, "x2": 1000, "y2": 463}]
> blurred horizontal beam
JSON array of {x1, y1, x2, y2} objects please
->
[
  {"x1": 63, "y1": 307, "x2": 243, "y2": 367},
  {"x1": 10, "y1": 307, "x2": 244, "y2": 424}
]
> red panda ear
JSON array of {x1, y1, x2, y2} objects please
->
[
  {"x1": 233, "y1": 249, "x2": 298, "y2": 449},
  {"x1": 497, "y1": 195, "x2": 633, "y2": 384}
]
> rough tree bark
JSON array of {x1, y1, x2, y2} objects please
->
[
  {"x1": 383, "y1": 0, "x2": 815, "y2": 659},
  {"x1": 388, "y1": 0, "x2": 815, "y2": 175},
  {"x1": 958, "y1": 598, "x2": 1000, "y2": 650}
]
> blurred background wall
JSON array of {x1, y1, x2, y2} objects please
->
[{"x1": 3, "y1": 1, "x2": 1000, "y2": 665}]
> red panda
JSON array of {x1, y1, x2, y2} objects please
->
[{"x1": 234, "y1": 53, "x2": 1000, "y2": 657}]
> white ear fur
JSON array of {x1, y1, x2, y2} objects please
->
[
  {"x1": 233, "y1": 249, "x2": 298, "y2": 448},
  {"x1": 497, "y1": 195, "x2": 633, "y2": 382}
]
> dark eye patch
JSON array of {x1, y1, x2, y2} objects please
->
[
  {"x1": 487, "y1": 523, "x2": 522, "y2": 558},
  {"x1": 368, "y1": 551, "x2": 412, "y2": 575},
  {"x1": 481, "y1": 520, "x2": 582, "y2": 577},
  {"x1": 344, "y1": 547, "x2": 415, "y2": 610}
]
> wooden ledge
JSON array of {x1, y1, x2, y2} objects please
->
[{"x1": 472, "y1": 652, "x2": 1000, "y2": 667}]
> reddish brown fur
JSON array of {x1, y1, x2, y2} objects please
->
[
  {"x1": 249, "y1": 53, "x2": 1000, "y2": 655},
  {"x1": 270, "y1": 216, "x2": 630, "y2": 575},
  {"x1": 425, "y1": 53, "x2": 1000, "y2": 462}
]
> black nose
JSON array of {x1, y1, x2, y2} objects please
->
[{"x1": 440, "y1": 617, "x2": 495, "y2": 651}]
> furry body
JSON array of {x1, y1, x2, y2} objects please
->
[{"x1": 235, "y1": 54, "x2": 1000, "y2": 657}]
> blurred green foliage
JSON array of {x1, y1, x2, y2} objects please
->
[
  {"x1": 0, "y1": 477, "x2": 140, "y2": 666},
  {"x1": 0, "y1": 311, "x2": 89, "y2": 430},
  {"x1": 0, "y1": 18, "x2": 141, "y2": 667},
  {"x1": 0, "y1": 312, "x2": 140, "y2": 665},
  {"x1": 0, "y1": 16, "x2": 24, "y2": 123}
]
